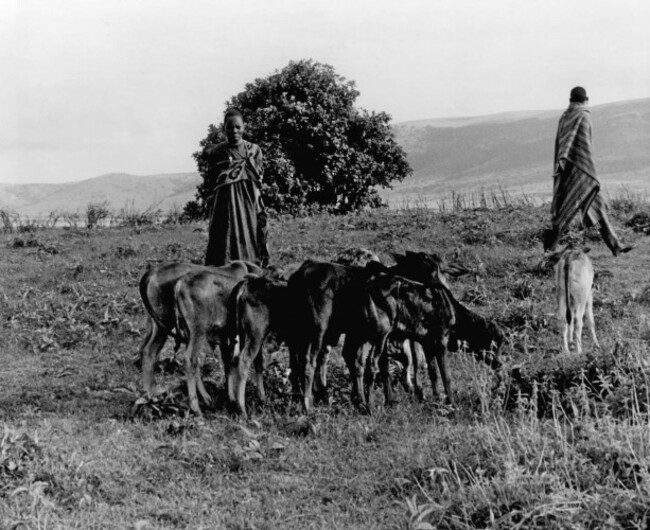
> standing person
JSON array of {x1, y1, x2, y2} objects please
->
[
  {"x1": 544, "y1": 87, "x2": 633, "y2": 256},
  {"x1": 204, "y1": 108, "x2": 270, "y2": 267}
]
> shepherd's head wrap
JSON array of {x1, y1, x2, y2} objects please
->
[{"x1": 569, "y1": 86, "x2": 588, "y2": 103}]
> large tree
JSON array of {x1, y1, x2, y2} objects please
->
[{"x1": 188, "y1": 59, "x2": 411, "y2": 216}]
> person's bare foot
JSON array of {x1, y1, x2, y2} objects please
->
[{"x1": 614, "y1": 245, "x2": 634, "y2": 256}]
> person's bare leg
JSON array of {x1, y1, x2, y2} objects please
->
[{"x1": 598, "y1": 219, "x2": 633, "y2": 256}]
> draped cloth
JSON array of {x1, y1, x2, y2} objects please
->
[
  {"x1": 551, "y1": 103, "x2": 607, "y2": 234},
  {"x1": 204, "y1": 140, "x2": 270, "y2": 267}
]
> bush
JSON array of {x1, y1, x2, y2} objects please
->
[
  {"x1": 85, "y1": 201, "x2": 111, "y2": 229},
  {"x1": 191, "y1": 59, "x2": 412, "y2": 216},
  {"x1": 118, "y1": 203, "x2": 161, "y2": 227}
]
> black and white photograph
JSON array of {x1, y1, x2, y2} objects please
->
[{"x1": 1, "y1": 0, "x2": 649, "y2": 528}]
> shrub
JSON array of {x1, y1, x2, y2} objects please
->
[
  {"x1": 85, "y1": 201, "x2": 111, "y2": 229},
  {"x1": 191, "y1": 59, "x2": 412, "y2": 216}
]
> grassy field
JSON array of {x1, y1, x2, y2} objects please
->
[{"x1": 2, "y1": 199, "x2": 650, "y2": 529}]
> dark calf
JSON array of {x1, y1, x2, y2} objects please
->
[
  {"x1": 384, "y1": 251, "x2": 467, "y2": 396},
  {"x1": 334, "y1": 248, "x2": 470, "y2": 395},
  {"x1": 448, "y1": 299, "x2": 505, "y2": 369},
  {"x1": 342, "y1": 273, "x2": 457, "y2": 411},
  {"x1": 404, "y1": 299, "x2": 506, "y2": 399},
  {"x1": 389, "y1": 252, "x2": 504, "y2": 395},
  {"x1": 286, "y1": 259, "x2": 384, "y2": 412}
]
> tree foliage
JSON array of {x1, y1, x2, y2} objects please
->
[{"x1": 188, "y1": 59, "x2": 412, "y2": 217}]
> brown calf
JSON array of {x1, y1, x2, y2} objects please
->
[
  {"x1": 137, "y1": 260, "x2": 261, "y2": 407},
  {"x1": 173, "y1": 265, "x2": 278, "y2": 416}
]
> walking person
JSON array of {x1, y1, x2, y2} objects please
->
[
  {"x1": 204, "y1": 108, "x2": 270, "y2": 267},
  {"x1": 544, "y1": 87, "x2": 633, "y2": 256}
]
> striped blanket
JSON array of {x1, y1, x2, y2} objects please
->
[{"x1": 551, "y1": 103, "x2": 604, "y2": 232}]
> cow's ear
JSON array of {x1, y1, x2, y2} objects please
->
[
  {"x1": 442, "y1": 263, "x2": 470, "y2": 277},
  {"x1": 429, "y1": 263, "x2": 446, "y2": 285},
  {"x1": 391, "y1": 252, "x2": 405, "y2": 264}
]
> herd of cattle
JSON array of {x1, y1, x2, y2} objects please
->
[{"x1": 136, "y1": 245, "x2": 596, "y2": 418}]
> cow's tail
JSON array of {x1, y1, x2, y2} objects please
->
[
  {"x1": 139, "y1": 269, "x2": 184, "y2": 350},
  {"x1": 139, "y1": 269, "x2": 157, "y2": 322}
]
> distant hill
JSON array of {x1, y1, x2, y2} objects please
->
[
  {"x1": 386, "y1": 98, "x2": 650, "y2": 207},
  {"x1": 0, "y1": 172, "x2": 201, "y2": 217},
  {"x1": 1, "y1": 98, "x2": 648, "y2": 216}
]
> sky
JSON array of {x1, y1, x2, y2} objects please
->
[{"x1": 1, "y1": 0, "x2": 648, "y2": 184}]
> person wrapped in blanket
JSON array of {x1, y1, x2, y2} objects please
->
[
  {"x1": 543, "y1": 86, "x2": 633, "y2": 256},
  {"x1": 204, "y1": 108, "x2": 270, "y2": 267}
]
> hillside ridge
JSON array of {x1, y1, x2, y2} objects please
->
[{"x1": 2, "y1": 98, "x2": 648, "y2": 215}]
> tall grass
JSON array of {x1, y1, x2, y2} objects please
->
[
  {"x1": 393, "y1": 186, "x2": 539, "y2": 212},
  {"x1": 437, "y1": 186, "x2": 538, "y2": 212}
]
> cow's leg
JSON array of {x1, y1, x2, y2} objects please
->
[
  {"x1": 287, "y1": 337, "x2": 305, "y2": 400},
  {"x1": 562, "y1": 315, "x2": 571, "y2": 354},
  {"x1": 195, "y1": 336, "x2": 224, "y2": 407},
  {"x1": 342, "y1": 334, "x2": 367, "y2": 410},
  {"x1": 184, "y1": 350, "x2": 200, "y2": 416},
  {"x1": 358, "y1": 343, "x2": 373, "y2": 412},
  {"x1": 434, "y1": 336, "x2": 452, "y2": 405},
  {"x1": 377, "y1": 336, "x2": 394, "y2": 406},
  {"x1": 141, "y1": 319, "x2": 168, "y2": 395},
  {"x1": 424, "y1": 342, "x2": 439, "y2": 401},
  {"x1": 586, "y1": 295, "x2": 599, "y2": 349},
  {"x1": 184, "y1": 329, "x2": 208, "y2": 416},
  {"x1": 574, "y1": 302, "x2": 586, "y2": 355},
  {"x1": 135, "y1": 317, "x2": 153, "y2": 370},
  {"x1": 411, "y1": 341, "x2": 424, "y2": 400},
  {"x1": 219, "y1": 335, "x2": 233, "y2": 376},
  {"x1": 303, "y1": 332, "x2": 325, "y2": 413},
  {"x1": 196, "y1": 361, "x2": 212, "y2": 406},
  {"x1": 227, "y1": 336, "x2": 257, "y2": 419},
  {"x1": 400, "y1": 340, "x2": 414, "y2": 393},
  {"x1": 313, "y1": 344, "x2": 332, "y2": 404},
  {"x1": 559, "y1": 285, "x2": 571, "y2": 354},
  {"x1": 341, "y1": 334, "x2": 358, "y2": 390},
  {"x1": 196, "y1": 345, "x2": 213, "y2": 407},
  {"x1": 227, "y1": 335, "x2": 245, "y2": 413},
  {"x1": 253, "y1": 339, "x2": 266, "y2": 402},
  {"x1": 364, "y1": 346, "x2": 379, "y2": 407},
  {"x1": 226, "y1": 334, "x2": 241, "y2": 393},
  {"x1": 567, "y1": 305, "x2": 576, "y2": 352}
]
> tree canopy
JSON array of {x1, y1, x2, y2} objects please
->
[{"x1": 188, "y1": 59, "x2": 412, "y2": 216}]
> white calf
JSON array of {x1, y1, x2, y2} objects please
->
[{"x1": 555, "y1": 247, "x2": 599, "y2": 354}]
